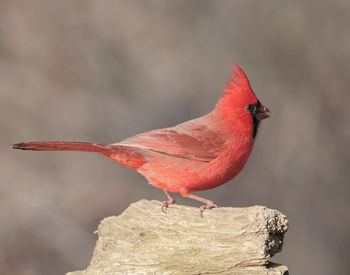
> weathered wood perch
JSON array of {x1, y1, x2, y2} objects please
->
[{"x1": 67, "y1": 200, "x2": 288, "y2": 274}]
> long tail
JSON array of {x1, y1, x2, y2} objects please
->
[
  {"x1": 12, "y1": 141, "x2": 147, "y2": 169},
  {"x1": 12, "y1": 141, "x2": 110, "y2": 154}
]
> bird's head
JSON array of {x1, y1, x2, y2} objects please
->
[{"x1": 214, "y1": 64, "x2": 270, "y2": 138}]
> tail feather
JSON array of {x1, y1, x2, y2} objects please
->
[
  {"x1": 12, "y1": 141, "x2": 109, "y2": 153},
  {"x1": 12, "y1": 141, "x2": 147, "y2": 170}
]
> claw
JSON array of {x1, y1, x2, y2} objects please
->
[
  {"x1": 186, "y1": 193, "x2": 218, "y2": 217},
  {"x1": 199, "y1": 201, "x2": 217, "y2": 217},
  {"x1": 161, "y1": 190, "x2": 176, "y2": 214}
]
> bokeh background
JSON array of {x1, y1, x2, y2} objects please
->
[{"x1": 1, "y1": 1, "x2": 349, "y2": 274}]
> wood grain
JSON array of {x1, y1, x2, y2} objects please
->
[{"x1": 67, "y1": 200, "x2": 288, "y2": 274}]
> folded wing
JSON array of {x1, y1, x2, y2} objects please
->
[{"x1": 115, "y1": 123, "x2": 225, "y2": 163}]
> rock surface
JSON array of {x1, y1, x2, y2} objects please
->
[{"x1": 67, "y1": 200, "x2": 288, "y2": 274}]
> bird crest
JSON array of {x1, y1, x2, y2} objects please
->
[{"x1": 224, "y1": 64, "x2": 258, "y2": 103}]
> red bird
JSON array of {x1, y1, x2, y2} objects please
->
[{"x1": 13, "y1": 64, "x2": 270, "y2": 216}]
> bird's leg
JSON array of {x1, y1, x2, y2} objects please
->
[
  {"x1": 161, "y1": 190, "x2": 176, "y2": 213},
  {"x1": 187, "y1": 193, "x2": 217, "y2": 217}
]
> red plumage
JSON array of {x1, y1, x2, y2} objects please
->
[{"x1": 13, "y1": 64, "x2": 270, "y2": 216}]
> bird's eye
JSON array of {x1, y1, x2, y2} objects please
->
[{"x1": 246, "y1": 104, "x2": 255, "y2": 112}]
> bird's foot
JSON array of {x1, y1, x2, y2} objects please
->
[
  {"x1": 199, "y1": 201, "x2": 217, "y2": 217},
  {"x1": 186, "y1": 193, "x2": 218, "y2": 217},
  {"x1": 161, "y1": 198, "x2": 176, "y2": 213},
  {"x1": 161, "y1": 190, "x2": 176, "y2": 213}
]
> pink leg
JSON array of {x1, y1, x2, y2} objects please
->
[
  {"x1": 161, "y1": 190, "x2": 176, "y2": 213},
  {"x1": 187, "y1": 193, "x2": 217, "y2": 217}
]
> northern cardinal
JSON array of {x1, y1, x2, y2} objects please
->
[{"x1": 13, "y1": 64, "x2": 270, "y2": 216}]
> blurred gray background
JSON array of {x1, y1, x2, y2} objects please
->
[{"x1": 1, "y1": 1, "x2": 349, "y2": 274}]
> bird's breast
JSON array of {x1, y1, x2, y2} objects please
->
[
  {"x1": 138, "y1": 138, "x2": 254, "y2": 194},
  {"x1": 197, "y1": 138, "x2": 255, "y2": 189}
]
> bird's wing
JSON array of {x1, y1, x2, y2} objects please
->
[{"x1": 115, "y1": 123, "x2": 225, "y2": 162}]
